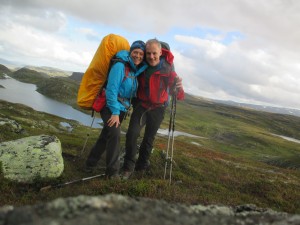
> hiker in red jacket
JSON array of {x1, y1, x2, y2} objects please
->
[{"x1": 122, "y1": 38, "x2": 184, "y2": 179}]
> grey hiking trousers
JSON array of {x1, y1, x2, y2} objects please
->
[
  {"x1": 86, "y1": 106, "x2": 125, "y2": 176},
  {"x1": 123, "y1": 104, "x2": 166, "y2": 172}
]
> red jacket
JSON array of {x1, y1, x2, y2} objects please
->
[{"x1": 137, "y1": 49, "x2": 184, "y2": 109}]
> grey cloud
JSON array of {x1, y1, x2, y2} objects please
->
[
  {"x1": 1, "y1": 0, "x2": 300, "y2": 109},
  {"x1": 3, "y1": 0, "x2": 300, "y2": 46},
  {"x1": 1, "y1": 5, "x2": 66, "y2": 33}
]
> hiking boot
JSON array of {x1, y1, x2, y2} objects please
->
[
  {"x1": 135, "y1": 160, "x2": 150, "y2": 172},
  {"x1": 134, "y1": 169, "x2": 149, "y2": 179},
  {"x1": 108, "y1": 174, "x2": 121, "y2": 181},
  {"x1": 121, "y1": 171, "x2": 133, "y2": 180},
  {"x1": 83, "y1": 165, "x2": 95, "y2": 173},
  {"x1": 134, "y1": 162, "x2": 151, "y2": 179},
  {"x1": 135, "y1": 164, "x2": 150, "y2": 172}
]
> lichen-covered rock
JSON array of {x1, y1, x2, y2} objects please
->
[
  {"x1": 0, "y1": 134, "x2": 64, "y2": 183},
  {"x1": 0, "y1": 118, "x2": 23, "y2": 133},
  {"x1": 0, "y1": 194, "x2": 299, "y2": 225}
]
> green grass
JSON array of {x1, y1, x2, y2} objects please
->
[{"x1": 1, "y1": 80, "x2": 300, "y2": 214}]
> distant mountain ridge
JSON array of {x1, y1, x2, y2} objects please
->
[
  {"x1": 213, "y1": 99, "x2": 300, "y2": 118},
  {"x1": 0, "y1": 58, "x2": 73, "y2": 77},
  {"x1": 1, "y1": 61, "x2": 299, "y2": 118},
  {"x1": 0, "y1": 57, "x2": 24, "y2": 69},
  {"x1": 23, "y1": 66, "x2": 73, "y2": 77},
  {"x1": 0, "y1": 64, "x2": 11, "y2": 75},
  {"x1": 69, "y1": 72, "x2": 84, "y2": 82}
]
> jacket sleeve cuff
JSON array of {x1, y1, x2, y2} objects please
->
[{"x1": 176, "y1": 89, "x2": 185, "y2": 100}]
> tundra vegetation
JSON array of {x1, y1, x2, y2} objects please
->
[{"x1": 0, "y1": 65, "x2": 299, "y2": 214}]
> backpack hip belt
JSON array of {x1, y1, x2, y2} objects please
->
[{"x1": 118, "y1": 96, "x2": 130, "y2": 110}]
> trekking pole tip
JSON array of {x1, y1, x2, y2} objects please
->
[{"x1": 39, "y1": 185, "x2": 52, "y2": 192}]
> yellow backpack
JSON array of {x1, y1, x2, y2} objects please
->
[{"x1": 77, "y1": 34, "x2": 130, "y2": 110}]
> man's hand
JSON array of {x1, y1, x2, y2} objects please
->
[{"x1": 175, "y1": 76, "x2": 183, "y2": 91}]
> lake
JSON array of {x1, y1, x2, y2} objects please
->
[
  {"x1": 271, "y1": 133, "x2": 300, "y2": 145},
  {"x1": 0, "y1": 77, "x2": 102, "y2": 128},
  {"x1": 0, "y1": 76, "x2": 201, "y2": 138},
  {"x1": 2, "y1": 77, "x2": 298, "y2": 143}
]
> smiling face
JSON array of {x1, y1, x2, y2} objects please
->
[
  {"x1": 145, "y1": 42, "x2": 162, "y2": 67},
  {"x1": 130, "y1": 48, "x2": 144, "y2": 66}
]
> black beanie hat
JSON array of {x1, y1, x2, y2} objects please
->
[{"x1": 130, "y1": 40, "x2": 146, "y2": 53}]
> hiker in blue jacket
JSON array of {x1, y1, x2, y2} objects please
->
[{"x1": 85, "y1": 40, "x2": 148, "y2": 179}]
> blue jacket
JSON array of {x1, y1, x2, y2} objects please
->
[{"x1": 106, "y1": 50, "x2": 148, "y2": 115}]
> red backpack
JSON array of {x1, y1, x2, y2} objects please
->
[{"x1": 92, "y1": 56, "x2": 131, "y2": 112}]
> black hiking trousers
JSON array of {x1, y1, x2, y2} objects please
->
[
  {"x1": 86, "y1": 106, "x2": 125, "y2": 176},
  {"x1": 123, "y1": 104, "x2": 165, "y2": 172}
]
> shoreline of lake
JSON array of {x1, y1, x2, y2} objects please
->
[{"x1": 0, "y1": 77, "x2": 102, "y2": 128}]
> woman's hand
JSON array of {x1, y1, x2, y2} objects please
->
[{"x1": 107, "y1": 115, "x2": 120, "y2": 127}]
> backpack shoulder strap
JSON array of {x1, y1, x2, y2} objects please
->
[
  {"x1": 103, "y1": 56, "x2": 129, "y2": 88},
  {"x1": 123, "y1": 64, "x2": 131, "y2": 81}
]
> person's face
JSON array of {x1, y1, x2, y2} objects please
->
[
  {"x1": 130, "y1": 49, "x2": 144, "y2": 66},
  {"x1": 145, "y1": 43, "x2": 162, "y2": 67}
]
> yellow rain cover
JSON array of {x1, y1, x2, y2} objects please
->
[{"x1": 77, "y1": 34, "x2": 130, "y2": 109}]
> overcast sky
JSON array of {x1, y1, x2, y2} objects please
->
[{"x1": 1, "y1": 0, "x2": 300, "y2": 110}]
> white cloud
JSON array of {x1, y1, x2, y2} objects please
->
[
  {"x1": 0, "y1": 0, "x2": 300, "y2": 110},
  {"x1": 173, "y1": 32, "x2": 300, "y2": 109},
  {"x1": 0, "y1": 5, "x2": 66, "y2": 32}
]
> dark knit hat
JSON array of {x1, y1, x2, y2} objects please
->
[{"x1": 130, "y1": 40, "x2": 145, "y2": 53}]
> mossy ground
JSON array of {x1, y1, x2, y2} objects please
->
[{"x1": 1, "y1": 96, "x2": 300, "y2": 214}]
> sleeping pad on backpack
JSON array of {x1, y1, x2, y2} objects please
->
[{"x1": 77, "y1": 34, "x2": 130, "y2": 110}]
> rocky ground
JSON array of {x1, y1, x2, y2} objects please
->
[{"x1": 1, "y1": 194, "x2": 299, "y2": 225}]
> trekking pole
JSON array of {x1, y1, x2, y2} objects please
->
[
  {"x1": 74, "y1": 114, "x2": 96, "y2": 161},
  {"x1": 163, "y1": 94, "x2": 175, "y2": 179},
  {"x1": 163, "y1": 91, "x2": 177, "y2": 184},
  {"x1": 39, "y1": 173, "x2": 105, "y2": 192},
  {"x1": 168, "y1": 94, "x2": 177, "y2": 184}
]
